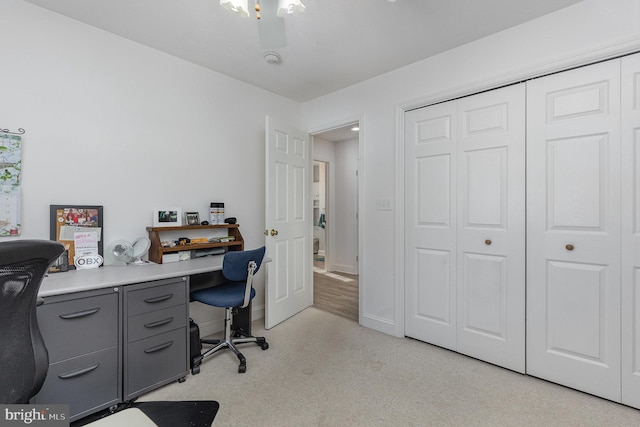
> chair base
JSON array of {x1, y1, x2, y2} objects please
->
[{"x1": 191, "y1": 307, "x2": 268, "y2": 374}]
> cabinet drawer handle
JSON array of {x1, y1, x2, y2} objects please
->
[
  {"x1": 566, "y1": 244, "x2": 575, "y2": 251},
  {"x1": 58, "y1": 363, "x2": 100, "y2": 379},
  {"x1": 144, "y1": 317, "x2": 174, "y2": 329},
  {"x1": 59, "y1": 308, "x2": 100, "y2": 319},
  {"x1": 144, "y1": 341, "x2": 174, "y2": 353},
  {"x1": 144, "y1": 294, "x2": 173, "y2": 304},
  {"x1": 485, "y1": 239, "x2": 492, "y2": 245}
]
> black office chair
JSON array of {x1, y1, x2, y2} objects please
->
[
  {"x1": 190, "y1": 246, "x2": 269, "y2": 373},
  {"x1": 0, "y1": 239, "x2": 65, "y2": 404}
]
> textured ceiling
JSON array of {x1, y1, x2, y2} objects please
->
[{"x1": 23, "y1": 0, "x2": 582, "y2": 102}]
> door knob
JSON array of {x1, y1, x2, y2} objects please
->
[
  {"x1": 270, "y1": 229, "x2": 278, "y2": 237},
  {"x1": 485, "y1": 239, "x2": 492, "y2": 245},
  {"x1": 565, "y1": 244, "x2": 574, "y2": 251}
]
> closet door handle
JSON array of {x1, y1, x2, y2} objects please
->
[
  {"x1": 566, "y1": 244, "x2": 575, "y2": 251},
  {"x1": 485, "y1": 239, "x2": 492, "y2": 245}
]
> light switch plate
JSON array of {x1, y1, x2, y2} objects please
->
[{"x1": 376, "y1": 198, "x2": 392, "y2": 210}]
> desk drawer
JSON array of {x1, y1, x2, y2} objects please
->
[
  {"x1": 128, "y1": 304, "x2": 187, "y2": 343},
  {"x1": 37, "y1": 292, "x2": 118, "y2": 363},
  {"x1": 34, "y1": 346, "x2": 119, "y2": 421},
  {"x1": 126, "y1": 328, "x2": 187, "y2": 398},
  {"x1": 127, "y1": 280, "x2": 186, "y2": 316}
]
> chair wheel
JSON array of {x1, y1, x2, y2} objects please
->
[
  {"x1": 238, "y1": 363, "x2": 246, "y2": 373},
  {"x1": 261, "y1": 342, "x2": 269, "y2": 350},
  {"x1": 191, "y1": 366, "x2": 200, "y2": 375},
  {"x1": 178, "y1": 376, "x2": 186, "y2": 383}
]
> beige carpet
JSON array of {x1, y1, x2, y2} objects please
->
[{"x1": 139, "y1": 307, "x2": 640, "y2": 426}]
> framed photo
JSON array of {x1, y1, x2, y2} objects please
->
[
  {"x1": 50, "y1": 205, "x2": 103, "y2": 271},
  {"x1": 153, "y1": 207, "x2": 182, "y2": 227},
  {"x1": 184, "y1": 212, "x2": 200, "y2": 226}
]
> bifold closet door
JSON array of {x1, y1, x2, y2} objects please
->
[
  {"x1": 455, "y1": 86, "x2": 525, "y2": 373},
  {"x1": 526, "y1": 59, "x2": 621, "y2": 401},
  {"x1": 405, "y1": 84, "x2": 525, "y2": 372},
  {"x1": 405, "y1": 100, "x2": 458, "y2": 351},
  {"x1": 622, "y1": 52, "x2": 640, "y2": 408}
]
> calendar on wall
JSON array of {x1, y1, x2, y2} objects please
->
[{"x1": 0, "y1": 132, "x2": 22, "y2": 236}]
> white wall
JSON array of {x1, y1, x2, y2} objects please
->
[
  {"x1": 0, "y1": 0, "x2": 301, "y2": 333},
  {"x1": 301, "y1": 0, "x2": 640, "y2": 336},
  {"x1": 312, "y1": 137, "x2": 335, "y2": 262},
  {"x1": 312, "y1": 161, "x2": 326, "y2": 252},
  {"x1": 333, "y1": 138, "x2": 358, "y2": 275}
]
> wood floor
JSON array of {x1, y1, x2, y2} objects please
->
[{"x1": 313, "y1": 259, "x2": 358, "y2": 322}]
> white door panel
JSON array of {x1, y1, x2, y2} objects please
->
[
  {"x1": 460, "y1": 252, "x2": 506, "y2": 338},
  {"x1": 265, "y1": 116, "x2": 312, "y2": 329},
  {"x1": 405, "y1": 102, "x2": 457, "y2": 351},
  {"x1": 622, "y1": 52, "x2": 640, "y2": 408},
  {"x1": 456, "y1": 84, "x2": 525, "y2": 373},
  {"x1": 527, "y1": 59, "x2": 621, "y2": 401},
  {"x1": 463, "y1": 147, "x2": 507, "y2": 228}
]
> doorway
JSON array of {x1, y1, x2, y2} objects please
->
[{"x1": 311, "y1": 123, "x2": 360, "y2": 322}]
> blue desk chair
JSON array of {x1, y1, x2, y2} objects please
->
[{"x1": 190, "y1": 246, "x2": 268, "y2": 373}]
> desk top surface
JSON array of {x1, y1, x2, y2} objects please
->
[{"x1": 39, "y1": 257, "x2": 224, "y2": 297}]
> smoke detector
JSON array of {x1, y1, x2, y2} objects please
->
[{"x1": 264, "y1": 51, "x2": 281, "y2": 64}]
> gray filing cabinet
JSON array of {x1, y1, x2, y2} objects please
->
[
  {"x1": 34, "y1": 287, "x2": 121, "y2": 421},
  {"x1": 34, "y1": 276, "x2": 190, "y2": 421},
  {"x1": 123, "y1": 277, "x2": 189, "y2": 400}
]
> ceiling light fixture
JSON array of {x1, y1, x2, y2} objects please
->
[
  {"x1": 277, "y1": 0, "x2": 305, "y2": 17},
  {"x1": 351, "y1": 126, "x2": 360, "y2": 132},
  {"x1": 220, "y1": 0, "x2": 305, "y2": 19},
  {"x1": 220, "y1": 0, "x2": 250, "y2": 17}
]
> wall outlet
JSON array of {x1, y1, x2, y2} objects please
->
[{"x1": 376, "y1": 198, "x2": 393, "y2": 211}]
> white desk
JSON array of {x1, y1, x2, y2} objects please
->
[{"x1": 39, "y1": 257, "x2": 224, "y2": 297}]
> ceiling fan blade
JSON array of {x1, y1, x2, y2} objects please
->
[{"x1": 257, "y1": 0, "x2": 286, "y2": 49}]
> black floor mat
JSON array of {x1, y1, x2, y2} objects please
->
[{"x1": 71, "y1": 400, "x2": 219, "y2": 427}]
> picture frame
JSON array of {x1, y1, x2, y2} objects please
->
[
  {"x1": 184, "y1": 212, "x2": 200, "y2": 226},
  {"x1": 49, "y1": 205, "x2": 103, "y2": 271},
  {"x1": 153, "y1": 207, "x2": 182, "y2": 227}
]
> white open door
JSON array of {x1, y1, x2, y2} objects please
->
[{"x1": 265, "y1": 116, "x2": 312, "y2": 329}]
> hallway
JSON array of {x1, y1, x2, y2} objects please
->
[{"x1": 313, "y1": 259, "x2": 358, "y2": 322}]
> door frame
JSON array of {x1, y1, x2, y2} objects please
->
[
  {"x1": 394, "y1": 44, "x2": 640, "y2": 338},
  {"x1": 309, "y1": 116, "x2": 364, "y2": 323}
]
